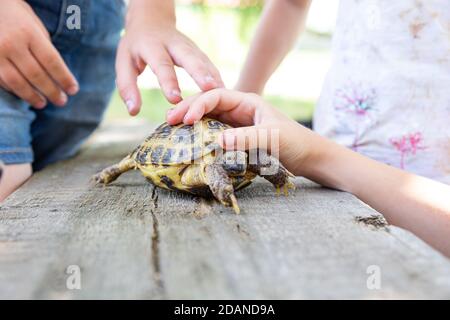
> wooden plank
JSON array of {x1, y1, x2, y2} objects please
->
[{"x1": 1, "y1": 120, "x2": 449, "y2": 299}]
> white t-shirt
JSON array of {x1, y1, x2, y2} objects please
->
[{"x1": 313, "y1": 0, "x2": 450, "y2": 183}]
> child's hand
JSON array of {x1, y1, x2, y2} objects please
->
[
  {"x1": 0, "y1": 0, "x2": 79, "y2": 108},
  {"x1": 116, "y1": 0, "x2": 224, "y2": 116},
  {"x1": 166, "y1": 89, "x2": 318, "y2": 174}
]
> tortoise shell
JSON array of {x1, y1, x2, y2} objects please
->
[{"x1": 133, "y1": 118, "x2": 232, "y2": 166}]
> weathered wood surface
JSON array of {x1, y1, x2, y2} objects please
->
[{"x1": 1, "y1": 119, "x2": 450, "y2": 299}]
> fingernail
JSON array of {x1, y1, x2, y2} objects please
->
[
  {"x1": 58, "y1": 92, "x2": 68, "y2": 105},
  {"x1": 126, "y1": 99, "x2": 135, "y2": 113},
  {"x1": 67, "y1": 84, "x2": 79, "y2": 96},
  {"x1": 167, "y1": 108, "x2": 175, "y2": 117},
  {"x1": 170, "y1": 89, "x2": 181, "y2": 98},
  {"x1": 35, "y1": 100, "x2": 46, "y2": 109},
  {"x1": 204, "y1": 75, "x2": 215, "y2": 84}
]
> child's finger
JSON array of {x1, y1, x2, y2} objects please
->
[
  {"x1": 0, "y1": 76, "x2": 11, "y2": 91},
  {"x1": 219, "y1": 125, "x2": 278, "y2": 152},
  {"x1": 166, "y1": 93, "x2": 200, "y2": 125},
  {"x1": 30, "y1": 34, "x2": 79, "y2": 95},
  {"x1": 219, "y1": 127, "x2": 258, "y2": 151},
  {"x1": 170, "y1": 43, "x2": 221, "y2": 92},
  {"x1": 183, "y1": 89, "x2": 248, "y2": 125},
  {"x1": 0, "y1": 61, "x2": 47, "y2": 109},
  {"x1": 115, "y1": 46, "x2": 142, "y2": 116},
  {"x1": 197, "y1": 50, "x2": 225, "y2": 88},
  {"x1": 12, "y1": 50, "x2": 68, "y2": 106},
  {"x1": 142, "y1": 45, "x2": 182, "y2": 104}
]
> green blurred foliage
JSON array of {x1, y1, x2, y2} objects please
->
[
  {"x1": 180, "y1": 0, "x2": 263, "y2": 42},
  {"x1": 106, "y1": 2, "x2": 321, "y2": 124}
]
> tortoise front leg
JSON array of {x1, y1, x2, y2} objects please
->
[
  {"x1": 204, "y1": 163, "x2": 240, "y2": 214},
  {"x1": 91, "y1": 156, "x2": 136, "y2": 185},
  {"x1": 247, "y1": 149, "x2": 295, "y2": 195}
]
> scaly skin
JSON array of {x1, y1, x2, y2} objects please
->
[
  {"x1": 91, "y1": 157, "x2": 136, "y2": 185},
  {"x1": 247, "y1": 150, "x2": 296, "y2": 195},
  {"x1": 205, "y1": 163, "x2": 240, "y2": 214}
]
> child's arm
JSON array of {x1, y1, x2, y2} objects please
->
[
  {"x1": 167, "y1": 89, "x2": 450, "y2": 257},
  {"x1": 236, "y1": 0, "x2": 312, "y2": 94},
  {"x1": 116, "y1": 0, "x2": 224, "y2": 115},
  {"x1": 306, "y1": 137, "x2": 450, "y2": 256}
]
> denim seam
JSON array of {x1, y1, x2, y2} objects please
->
[
  {"x1": 51, "y1": 0, "x2": 67, "y2": 41},
  {"x1": 0, "y1": 148, "x2": 33, "y2": 154}
]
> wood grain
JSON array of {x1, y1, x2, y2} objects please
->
[{"x1": 1, "y1": 120, "x2": 449, "y2": 299}]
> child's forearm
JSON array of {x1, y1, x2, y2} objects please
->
[
  {"x1": 236, "y1": 0, "x2": 311, "y2": 94},
  {"x1": 300, "y1": 132, "x2": 450, "y2": 256}
]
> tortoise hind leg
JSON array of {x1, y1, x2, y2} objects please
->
[
  {"x1": 91, "y1": 156, "x2": 136, "y2": 185},
  {"x1": 204, "y1": 163, "x2": 240, "y2": 214},
  {"x1": 248, "y1": 150, "x2": 295, "y2": 196}
]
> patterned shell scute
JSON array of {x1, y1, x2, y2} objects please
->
[{"x1": 134, "y1": 118, "x2": 232, "y2": 165}]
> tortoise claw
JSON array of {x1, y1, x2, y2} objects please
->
[
  {"x1": 229, "y1": 194, "x2": 240, "y2": 214},
  {"x1": 90, "y1": 172, "x2": 110, "y2": 186},
  {"x1": 90, "y1": 173, "x2": 103, "y2": 186},
  {"x1": 275, "y1": 180, "x2": 296, "y2": 196}
]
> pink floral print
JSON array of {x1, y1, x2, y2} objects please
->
[
  {"x1": 333, "y1": 84, "x2": 377, "y2": 151},
  {"x1": 389, "y1": 132, "x2": 426, "y2": 169},
  {"x1": 334, "y1": 86, "x2": 376, "y2": 116}
]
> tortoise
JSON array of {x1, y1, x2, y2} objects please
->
[{"x1": 92, "y1": 118, "x2": 295, "y2": 214}]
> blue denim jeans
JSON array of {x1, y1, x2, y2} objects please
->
[{"x1": 0, "y1": 0, "x2": 125, "y2": 170}]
